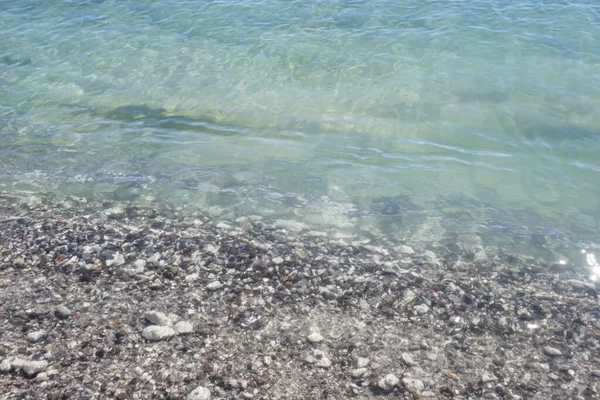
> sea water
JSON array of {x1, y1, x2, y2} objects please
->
[{"x1": 1, "y1": 0, "x2": 599, "y2": 267}]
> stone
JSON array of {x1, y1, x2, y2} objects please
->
[
  {"x1": 402, "y1": 352, "x2": 415, "y2": 366},
  {"x1": 357, "y1": 357, "x2": 369, "y2": 368},
  {"x1": 306, "y1": 349, "x2": 331, "y2": 368},
  {"x1": 144, "y1": 311, "x2": 173, "y2": 327},
  {"x1": 272, "y1": 256, "x2": 284, "y2": 265},
  {"x1": 206, "y1": 281, "x2": 223, "y2": 291},
  {"x1": 21, "y1": 360, "x2": 48, "y2": 376},
  {"x1": 403, "y1": 377, "x2": 425, "y2": 394},
  {"x1": 133, "y1": 259, "x2": 147, "y2": 269},
  {"x1": 174, "y1": 321, "x2": 194, "y2": 334},
  {"x1": 0, "y1": 358, "x2": 11, "y2": 372},
  {"x1": 187, "y1": 386, "x2": 211, "y2": 400},
  {"x1": 106, "y1": 252, "x2": 125, "y2": 267},
  {"x1": 351, "y1": 368, "x2": 369, "y2": 378},
  {"x1": 142, "y1": 326, "x2": 176, "y2": 341},
  {"x1": 378, "y1": 374, "x2": 399, "y2": 391},
  {"x1": 414, "y1": 304, "x2": 430, "y2": 314},
  {"x1": 396, "y1": 245, "x2": 415, "y2": 254},
  {"x1": 34, "y1": 372, "x2": 48, "y2": 382},
  {"x1": 591, "y1": 370, "x2": 600, "y2": 377},
  {"x1": 27, "y1": 330, "x2": 47, "y2": 342},
  {"x1": 55, "y1": 305, "x2": 72, "y2": 319},
  {"x1": 308, "y1": 331, "x2": 324, "y2": 343},
  {"x1": 543, "y1": 346, "x2": 562, "y2": 357},
  {"x1": 482, "y1": 371, "x2": 498, "y2": 383}
]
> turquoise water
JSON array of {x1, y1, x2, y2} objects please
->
[{"x1": 1, "y1": 1, "x2": 599, "y2": 260}]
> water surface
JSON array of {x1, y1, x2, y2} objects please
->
[{"x1": 1, "y1": 0, "x2": 599, "y2": 268}]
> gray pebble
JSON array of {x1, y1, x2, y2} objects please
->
[
  {"x1": 396, "y1": 245, "x2": 415, "y2": 254},
  {"x1": 378, "y1": 374, "x2": 399, "y2": 391},
  {"x1": 482, "y1": 371, "x2": 498, "y2": 383},
  {"x1": 0, "y1": 358, "x2": 11, "y2": 372},
  {"x1": 351, "y1": 368, "x2": 369, "y2": 378},
  {"x1": 402, "y1": 352, "x2": 415, "y2": 366},
  {"x1": 403, "y1": 377, "x2": 424, "y2": 394},
  {"x1": 543, "y1": 346, "x2": 562, "y2": 357},
  {"x1": 207, "y1": 281, "x2": 223, "y2": 291},
  {"x1": 145, "y1": 310, "x2": 173, "y2": 327},
  {"x1": 133, "y1": 259, "x2": 147, "y2": 269},
  {"x1": 142, "y1": 325, "x2": 176, "y2": 341},
  {"x1": 174, "y1": 320, "x2": 194, "y2": 334},
  {"x1": 55, "y1": 305, "x2": 72, "y2": 319},
  {"x1": 308, "y1": 331, "x2": 324, "y2": 343},
  {"x1": 27, "y1": 330, "x2": 47, "y2": 342},
  {"x1": 414, "y1": 304, "x2": 430, "y2": 314},
  {"x1": 187, "y1": 386, "x2": 211, "y2": 400},
  {"x1": 357, "y1": 357, "x2": 369, "y2": 368},
  {"x1": 592, "y1": 370, "x2": 600, "y2": 377}
]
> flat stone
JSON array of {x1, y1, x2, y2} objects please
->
[
  {"x1": 414, "y1": 304, "x2": 430, "y2": 314},
  {"x1": 357, "y1": 357, "x2": 369, "y2": 368},
  {"x1": 144, "y1": 311, "x2": 173, "y2": 327},
  {"x1": 27, "y1": 330, "x2": 47, "y2": 342},
  {"x1": 187, "y1": 386, "x2": 211, "y2": 400},
  {"x1": 174, "y1": 321, "x2": 194, "y2": 334},
  {"x1": 55, "y1": 305, "x2": 72, "y2": 319},
  {"x1": 378, "y1": 374, "x2": 399, "y2": 391},
  {"x1": 0, "y1": 358, "x2": 11, "y2": 372},
  {"x1": 308, "y1": 331, "x2": 324, "y2": 343},
  {"x1": 396, "y1": 245, "x2": 415, "y2": 254},
  {"x1": 402, "y1": 352, "x2": 415, "y2": 366},
  {"x1": 543, "y1": 346, "x2": 562, "y2": 357},
  {"x1": 351, "y1": 368, "x2": 369, "y2": 378},
  {"x1": 106, "y1": 252, "x2": 125, "y2": 267},
  {"x1": 19, "y1": 360, "x2": 48, "y2": 376},
  {"x1": 142, "y1": 326, "x2": 176, "y2": 341},
  {"x1": 403, "y1": 377, "x2": 424, "y2": 394},
  {"x1": 206, "y1": 281, "x2": 223, "y2": 291},
  {"x1": 272, "y1": 256, "x2": 284, "y2": 265},
  {"x1": 482, "y1": 371, "x2": 498, "y2": 383}
]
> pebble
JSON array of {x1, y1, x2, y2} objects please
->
[
  {"x1": 133, "y1": 259, "x2": 147, "y2": 269},
  {"x1": 414, "y1": 304, "x2": 430, "y2": 314},
  {"x1": 174, "y1": 320, "x2": 194, "y2": 334},
  {"x1": 402, "y1": 352, "x2": 415, "y2": 366},
  {"x1": 27, "y1": 330, "x2": 47, "y2": 342},
  {"x1": 543, "y1": 346, "x2": 562, "y2": 357},
  {"x1": 106, "y1": 252, "x2": 125, "y2": 267},
  {"x1": 0, "y1": 358, "x2": 11, "y2": 372},
  {"x1": 55, "y1": 305, "x2": 72, "y2": 319},
  {"x1": 207, "y1": 281, "x2": 223, "y2": 291},
  {"x1": 14, "y1": 360, "x2": 49, "y2": 376},
  {"x1": 307, "y1": 331, "x2": 324, "y2": 343},
  {"x1": 142, "y1": 326, "x2": 176, "y2": 341},
  {"x1": 396, "y1": 245, "x2": 415, "y2": 254},
  {"x1": 187, "y1": 386, "x2": 211, "y2": 400},
  {"x1": 351, "y1": 368, "x2": 369, "y2": 378},
  {"x1": 357, "y1": 357, "x2": 369, "y2": 368},
  {"x1": 145, "y1": 310, "x2": 173, "y2": 327},
  {"x1": 482, "y1": 371, "x2": 498, "y2": 383},
  {"x1": 306, "y1": 349, "x2": 332, "y2": 368},
  {"x1": 402, "y1": 377, "x2": 425, "y2": 394},
  {"x1": 378, "y1": 374, "x2": 399, "y2": 391},
  {"x1": 272, "y1": 256, "x2": 284, "y2": 265},
  {"x1": 591, "y1": 370, "x2": 600, "y2": 377}
]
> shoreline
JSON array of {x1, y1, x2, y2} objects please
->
[{"x1": 0, "y1": 198, "x2": 599, "y2": 399}]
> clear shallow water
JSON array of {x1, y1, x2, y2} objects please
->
[{"x1": 1, "y1": 1, "x2": 599, "y2": 262}]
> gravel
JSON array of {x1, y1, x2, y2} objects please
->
[{"x1": 0, "y1": 196, "x2": 599, "y2": 399}]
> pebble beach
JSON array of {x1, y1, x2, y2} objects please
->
[{"x1": 1, "y1": 195, "x2": 599, "y2": 400}]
